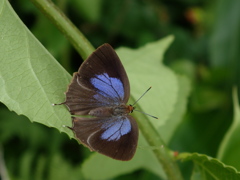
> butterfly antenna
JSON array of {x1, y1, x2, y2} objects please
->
[
  {"x1": 134, "y1": 109, "x2": 158, "y2": 119},
  {"x1": 132, "y1": 86, "x2": 152, "y2": 106},
  {"x1": 132, "y1": 86, "x2": 158, "y2": 119}
]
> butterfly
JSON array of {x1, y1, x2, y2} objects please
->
[{"x1": 61, "y1": 44, "x2": 138, "y2": 161}]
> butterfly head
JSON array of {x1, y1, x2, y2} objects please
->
[{"x1": 128, "y1": 104, "x2": 135, "y2": 113}]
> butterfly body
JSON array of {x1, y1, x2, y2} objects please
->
[
  {"x1": 89, "y1": 104, "x2": 134, "y2": 117},
  {"x1": 63, "y1": 44, "x2": 138, "y2": 161}
]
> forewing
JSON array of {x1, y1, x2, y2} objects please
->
[
  {"x1": 72, "y1": 115, "x2": 138, "y2": 161},
  {"x1": 64, "y1": 44, "x2": 130, "y2": 115}
]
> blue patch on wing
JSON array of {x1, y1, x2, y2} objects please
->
[
  {"x1": 101, "y1": 117, "x2": 131, "y2": 141},
  {"x1": 90, "y1": 73, "x2": 124, "y2": 101}
]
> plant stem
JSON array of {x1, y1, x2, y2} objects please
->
[
  {"x1": 132, "y1": 104, "x2": 183, "y2": 180},
  {"x1": 30, "y1": 0, "x2": 95, "y2": 59},
  {"x1": 30, "y1": 0, "x2": 183, "y2": 179}
]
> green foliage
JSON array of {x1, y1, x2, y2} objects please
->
[
  {"x1": 217, "y1": 88, "x2": 240, "y2": 170},
  {"x1": 0, "y1": 0, "x2": 72, "y2": 136},
  {"x1": 179, "y1": 153, "x2": 240, "y2": 180},
  {"x1": 1, "y1": 0, "x2": 240, "y2": 179}
]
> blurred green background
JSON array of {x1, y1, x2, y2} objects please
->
[{"x1": 1, "y1": 0, "x2": 240, "y2": 179}]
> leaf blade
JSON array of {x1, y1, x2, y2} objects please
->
[
  {"x1": 0, "y1": 0, "x2": 72, "y2": 136},
  {"x1": 179, "y1": 153, "x2": 240, "y2": 180}
]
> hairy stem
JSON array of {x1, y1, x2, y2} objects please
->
[{"x1": 30, "y1": 0, "x2": 95, "y2": 59}]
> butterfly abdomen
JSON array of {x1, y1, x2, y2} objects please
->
[{"x1": 88, "y1": 104, "x2": 133, "y2": 117}]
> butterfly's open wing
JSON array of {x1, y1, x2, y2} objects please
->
[
  {"x1": 64, "y1": 44, "x2": 130, "y2": 115},
  {"x1": 72, "y1": 115, "x2": 138, "y2": 161}
]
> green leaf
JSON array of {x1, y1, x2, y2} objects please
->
[
  {"x1": 0, "y1": 0, "x2": 72, "y2": 137},
  {"x1": 159, "y1": 74, "x2": 191, "y2": 143},
  {"x1": 118, "y1": 36, "x2": 178, "y2": 128},
  {"x1": 179, "y1": 153, "x2": 240, "y2": 180},
  {"x1": 217, "y1": 88, "x2": 240, "y2": 170}
]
